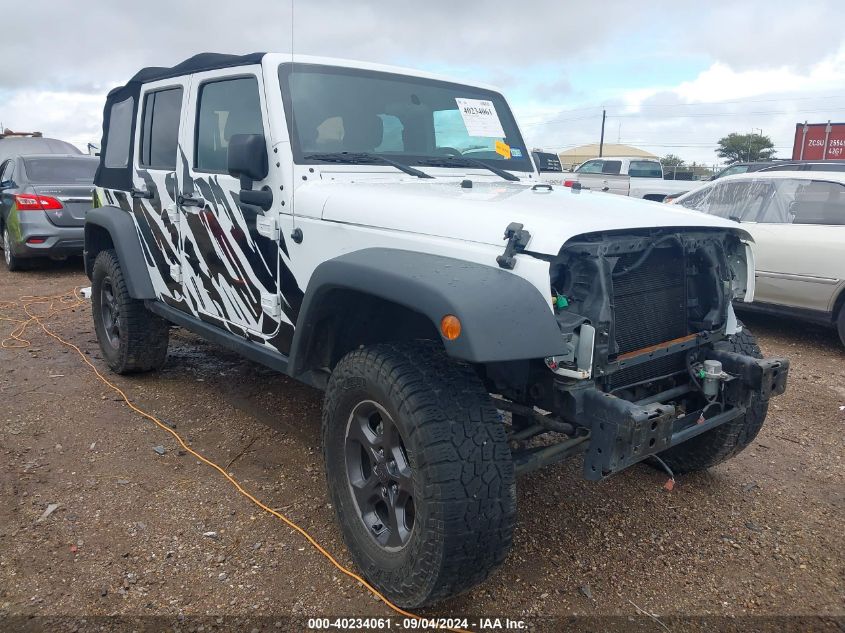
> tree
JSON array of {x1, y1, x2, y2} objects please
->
[
  {"x1": 660, "y1": 154, "x2": 686, "y2": 167},
  {"x1": 716, "y1": 133, "x2": 776, "y2": 164}
]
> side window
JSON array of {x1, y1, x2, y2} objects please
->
[
  {"x1": 577, "y1": 160, "x2": 603, "y2": 174},
  {"x1": 139, "y1": 87, "x2": 183, "y2": 170},
  {"x1": 104, "y1": 96, "x2": 134, "y2": 169},
  {"x1": 601, "y1": 160, "x2": 622, "y2": 175},
  {"x1": 789, "y1": 180, "x2": 845, "y2": 225},
  {"x1": 629, "y1": 160, "x2": 663, "y2": 178},
  {"x1": 195, "y1": 76, "x2": 263, "y2": 173}
]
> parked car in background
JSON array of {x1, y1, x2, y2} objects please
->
[
  {"x1": 0, "y1": 154, "x2": 98, "y2": 271},
  {"x1": 709, "y1": 159, "x2": 845, "y2": 181},
  {"x1": 562, "y1": 156, "x2": 692, "y2": 201},
  {"x1": 709, "y1": 161, "x2": 777, "y2": 180},
  {"x1": 533, "y1": 150, "x2": 565, "y2": 184},
  {"x1": 758, "y1": 159, "x2": 845, "y2": 173},
  {"x1": 0, "y1": 132, "x2": 82, "y2": 164},
  {"x1": 673, "y1": 171, "x2": 845, "y2": 346}
]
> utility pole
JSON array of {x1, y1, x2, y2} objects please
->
[
  {"x1": 599, "y1": 109, "x2": 606, "y2": 157},
  {"x1": 748, "y1": 127, "x2": 763, "y2": 161}
]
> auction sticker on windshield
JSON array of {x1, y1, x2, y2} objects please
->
[
  {"x1": 495, "y1": 139, "x2": 511, "y2": 158},
  {"x1": 455, "y1": 97, "x2": 506, "y2": 137}
]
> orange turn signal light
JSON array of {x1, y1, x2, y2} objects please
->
[{"x1": 440, "y1": 314, "x2": 462, "y2": 340}]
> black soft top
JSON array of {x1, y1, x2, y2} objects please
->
[
  {"x1": 95, "y1": 52, "x2": 265, "y2": 190},
  {"x1": 110, "y1": 52, "x2": 265, "y2": 96}
]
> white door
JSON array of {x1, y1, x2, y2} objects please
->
[
  {"x1": 133, "y1": 76, "x2": 191, "y2": 305},
  {"x1": 178, "y1": 68, "x2": 290, "y2": 343}
]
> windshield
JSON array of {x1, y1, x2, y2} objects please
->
[
  {"x1": 23, "y1": 157, "x2": 98, "y2": 183},
  {"x1": 279, "y1": 63, "x2": 533, "y2": 172},
  {"x1": 717, "y1": 164, "x2": 749, "y2": 179}
]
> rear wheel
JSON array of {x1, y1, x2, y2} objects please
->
[
  {"x1": 322, "y1": 342, "x2": 516, "y2": 608},
  {"x1": 655, "y1": 326, "x2": 769, "y2": 474},
  {"x1": 2, "y1": 226, "x2": 25, "y2": 272},
  {"x1": 91, "y1": 249, "x2": 169, "y2": 373}
]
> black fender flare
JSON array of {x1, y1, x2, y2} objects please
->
[
  {"x1": 84, "y1": 206, "x2": 156, "y2": 299},
  {"x1": 288, "y1": 248, "x2": 568, "y2": 375}
]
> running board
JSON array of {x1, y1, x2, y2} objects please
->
[{"x1": 146, "y1": 301, "x2": 291, "y2": 376}]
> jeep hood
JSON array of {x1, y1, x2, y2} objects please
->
[{"x1": 309, "y1": 179, "x2": 749, "y2": 255}]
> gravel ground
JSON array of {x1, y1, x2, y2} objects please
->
[{"x1": 0, "y1": 261, "x2": 843, "y2": 632}]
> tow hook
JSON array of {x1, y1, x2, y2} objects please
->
[{"x1": 496, "y1": 222, "x2": 531, "y2": 270}]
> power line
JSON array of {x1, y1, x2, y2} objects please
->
[
  {"x1": 519, "y1": 94, "x2": 845, "y2": 128},
  {"x1": 608, "y1": 107, "x2": 845, "y2": 119}
]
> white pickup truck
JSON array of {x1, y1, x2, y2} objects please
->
[{"x1": 563, "y1": 156, "x2": 694, "y2": 201}]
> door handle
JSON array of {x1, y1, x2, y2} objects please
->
[
  {"x1": 601, "y1": 186, "x2": 610, "y2": 192},
  {"x1": 177, "y1": 194, "x2": 205, "y2": 208},
  {"x1": 131, "y1": 187, "x2": 153, "y2": 199}
]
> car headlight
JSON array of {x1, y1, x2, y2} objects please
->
[{"x1": 728, "y1": 242, "x2": 755, "y2": 303}]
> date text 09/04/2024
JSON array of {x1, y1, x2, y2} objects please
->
[{"x1": 306, "y1": 617, "x2": 527, "y2": 630}]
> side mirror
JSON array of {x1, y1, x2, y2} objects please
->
[
  {"x1": 227, "y1": 134, "x2": 272, "y2": 211},
  {"x1": 227, "y1": 134, "x2": 269, "y2": 186}
]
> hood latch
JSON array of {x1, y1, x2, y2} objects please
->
[{"x1": 496, "y1": 222, "x2": 531, "y2": 270}]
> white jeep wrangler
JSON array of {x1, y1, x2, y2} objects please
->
[{"x1": 84, "y1": 52, "x2": 789, "y2": 607}]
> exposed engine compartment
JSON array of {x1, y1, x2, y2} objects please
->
[{"x1": 546, "y1": 228, "x2": 751, "y2": 387}]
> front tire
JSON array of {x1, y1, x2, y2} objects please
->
[
  {"x1": 91, "y1": 249, "x2": 169, "y2": 374},
  {"x1": 837, "y1": 305, "x2": 845, "y2": 348},
  {"x1": 656, "y1": 326, "x2": 769, "y2": 474},
  {"x1": 322, "y1": 342, "x2": 516, "y2": 608}
]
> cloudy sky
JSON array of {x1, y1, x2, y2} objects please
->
[{"x1": 2, "y1": 0, "x2": 844, "y2": 165}]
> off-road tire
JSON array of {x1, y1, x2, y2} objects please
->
[
  {"x1": 655, "y1": 326, "x2": 769, "y2": 474},
  {"x1": 322, "y1": 342, "x2": 516, "y2": 608},
  {"x1": 3, "y1": 225, "x2": 25, "y2": 272},
  {"x1": 91, "y1": 249, "x2": 169, "y2": 374}
]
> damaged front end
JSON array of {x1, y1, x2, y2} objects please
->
[{"x1": 484, "y1": 228, "x2": 788, "y2": 478}]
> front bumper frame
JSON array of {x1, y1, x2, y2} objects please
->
[{"x1": 575, "y1": 351, "x2": 789, "y2": 481}]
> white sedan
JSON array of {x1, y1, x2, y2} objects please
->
[{"x1": 672, "y1": 170, "x2": 845, "y2": 346}]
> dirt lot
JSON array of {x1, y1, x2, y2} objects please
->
[{"x1": 1, "y1": 261, "x2": 843, "y2": 632}]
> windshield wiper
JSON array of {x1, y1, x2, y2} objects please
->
[
  {"x1": 419, "y1": 155, "x2": 520, "y2": 182},
  {"x1": 302, "y1": 152, "x2": 434, "y2": 179}
]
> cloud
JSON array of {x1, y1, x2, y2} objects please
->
[
  {"x1": 2, "y1": 0, "x2": 845, "y2": 162},
  {"x1": 524, "y1": 45, "x2": 845, "y2": 164},
  {"x1": 0, "y1": 89, "x2": 104, "y2": 151}
]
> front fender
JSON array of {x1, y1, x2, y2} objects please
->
[
  {"x1": 85, "y1": 206, "x2": 156, "y2": 299},
  {"x1": 289, "y1": 248, "x2": 568, "y2": 374}
]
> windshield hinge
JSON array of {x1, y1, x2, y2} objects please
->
[{"x1": 496, "y1": 222, "x2": 531, "y2": 270}]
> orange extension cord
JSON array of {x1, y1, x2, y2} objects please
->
[{"x1": 1, "y1": 288, "x2": 471, "y2": 633}]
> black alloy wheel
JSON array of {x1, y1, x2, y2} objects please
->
[
  {"x1": 345, "y1": 400, "x2": 415, "y2": 550},
  {"x1": 100, "y1": 276, "x2": 121, "y2": 349}
]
